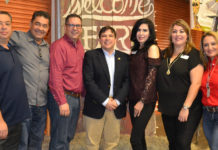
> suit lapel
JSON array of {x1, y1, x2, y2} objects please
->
[
  {"x1": 114, "y1": 50, "x2": 121, "y2": 85},
  {"x1": 98, "y1": 49, "x2": 110, "y2": 83}
]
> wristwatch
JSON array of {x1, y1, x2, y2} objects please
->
[{"x1": 183, "y1": 105, "x2": 190, "y2": 110}]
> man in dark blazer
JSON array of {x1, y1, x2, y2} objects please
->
[{"x1": 83, "y1": 26, "x2": 129, "y2": 150}]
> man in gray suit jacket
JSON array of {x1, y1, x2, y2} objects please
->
[{"x1": 83, "y1": 26, "x2": 129, "y2": 150}]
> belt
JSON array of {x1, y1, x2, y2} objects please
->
[
  {"x1": 204, "y1": 106, "x2": 218, "y2": 113},
  {"x1": 64, "y1": 90, "x2": 80, "y2": 98}
]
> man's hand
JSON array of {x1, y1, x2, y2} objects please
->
[
  {"x1": 59, "y1": 103, "x2": 70, "y2": 116},
  {"x1": 111, "y1": 99, "x2": 118, "y2": 108},
  {"x1": 105, "y1": 98, "x2": 118, "y2": 111},
  {"x1": 0, "y1": 120, "x2": 8, "y2": 139}
]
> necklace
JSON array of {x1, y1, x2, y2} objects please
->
[{"x1": 166, "y1": 53, "x2": 182, "y2": 75}]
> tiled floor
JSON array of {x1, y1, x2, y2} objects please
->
[{"x1": 42, "y1": 113, "x2": 209, "y2": 150}]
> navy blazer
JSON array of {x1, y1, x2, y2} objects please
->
[{"x1": 83, "y1": 48, "x2": 129, "y2": 119}]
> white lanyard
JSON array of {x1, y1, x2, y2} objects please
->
[{"x1": 206, "y1": 59, "x2": 217, "y2": 98}]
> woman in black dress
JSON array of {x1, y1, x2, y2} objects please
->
[
  {"x1": 128, "y1": 18, "x2": 161, "y2": 150},
  {"x1": 157, "y1": 19, "x2": 204, "y2": 150}
]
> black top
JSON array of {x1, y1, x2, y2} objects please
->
[
  {"x1": 157, "y1": 48, "x2": 202, "y2": 116},
  {"x1": 129, "y1": 47, "x2": 161, "y2": 104},
  {"x1": 0, "y1": 44, "x2": 30, "y2": 127}
]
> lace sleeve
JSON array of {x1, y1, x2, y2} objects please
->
[{"x1": 140, "y1": 58, "x2": 161, "y2": 103}]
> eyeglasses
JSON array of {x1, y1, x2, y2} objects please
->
[
  {"x1": 66, "y1": 24, "x2": 82, "y2": 28},
  {"x1": 192, "y1": 2, "x2": 199, "y2": 6},
  {"x1": 0, "y1": 21, "x2": 11, "y2": 27}
]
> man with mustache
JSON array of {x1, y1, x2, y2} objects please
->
[
  {"x1": 48, "y1": 14, "x2": 85, "y2": 150},
  {"x1": 0, "y1": 11, "x2": 30, "y2": 150},
  {"x1": 10, "y1": 11, "x2": 50, "y2": 150}
]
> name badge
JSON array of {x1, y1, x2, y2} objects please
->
[
  {"x1": 131, "y1": 51, "x2": 137, "y2": 54},
  {"x1": 180, "y1": 55, "x2": 189, "y2": 59}
]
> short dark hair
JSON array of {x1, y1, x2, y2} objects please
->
[
  {"x1": 65, "y1": 14, "x2": 82, "y2": 24},
  {"x1": 0, "y1": 11, "x2": 12, "y2": 21},
  {"x1": 99, "y1": 26, "x2": 116, "y2": 38},
  {"x1": 131, "y1": 18, "x2": 156, "y2": 51},
  {"x1": 31, "y1": 11, "x2": 50, "y2": 24}
]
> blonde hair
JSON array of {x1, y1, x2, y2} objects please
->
[
  {"x1": 164, "y1": 19, "x2": 195, "y2": 58},
  {"x1": 200, "y1": 31, "x2": 218, "y2": 68}
]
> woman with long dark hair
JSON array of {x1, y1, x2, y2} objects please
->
[{"x1": 128, "y1": 18, "x2": 161, "y2": 150}]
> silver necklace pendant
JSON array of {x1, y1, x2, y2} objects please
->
[{"x1": 206, "y1": 82, "x2": 210, "y2": 97}]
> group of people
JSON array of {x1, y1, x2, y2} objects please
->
[
  {"x1": 0, "y1": 9, "x2": 217, "y2": 150},
  {"x1": 0, "y1": 10, "x2": 50, "y2": 150}
]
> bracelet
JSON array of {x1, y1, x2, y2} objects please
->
[{"x1": 182, "y1": 105, "x2": 190, "y2": 110}]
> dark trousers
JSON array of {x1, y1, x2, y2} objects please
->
[
  {"x1": 129, "y1": 101, "x2": 156, "y2": 150},
  {"x1": 18, "y1": 105, "x2": 47, "y2": 150},
  {"x1": 48, "y1": 91, "x2": 80, "y2": 150},
  {"x1": 162, "y1": 105, "x2": 202, "y2": 150},
  {"x1": 0, "y1": 123, "x2": 22, "y2": 150}
]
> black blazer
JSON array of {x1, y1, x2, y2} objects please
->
[{"x1": 83, "y1": 48, "x2": 129, "y2": 119}]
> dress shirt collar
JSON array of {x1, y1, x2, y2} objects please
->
[
  {"x1": 27, "y1": 30, "x2": 48, "y2": 46},
  {"x1": 102, "y1": 48, "x2": 115, "y2": 57},
  {"x1": 63, "y1": 34, "x2": 80, "y2": 48}
]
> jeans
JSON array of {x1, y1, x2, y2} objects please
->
[
  {"x1": 48, "y1": 91, "x2": 80, "y2": 150},
  {"x1": 129, "y1": 101, "x2": 155, "y2": 150},
  {"x1": 0, "y1": 123, "x2": 21, "y2": 150},
  {"x1": 18, "y1": 105, "x2": 47, "y2": 150},
  {"x1": 203, "y1": 108, "x2": 218, "y2": 150}
]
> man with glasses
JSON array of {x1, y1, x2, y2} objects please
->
[
  {"x1": 48, "y1": 14, "x2": 85, "y2": 150},
  {"x1": 10, "y1": 11, "x2": 50, "y2": 150},
  {"x1": 0, "y1": 11, "x2": 30, "y2": 150}
]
